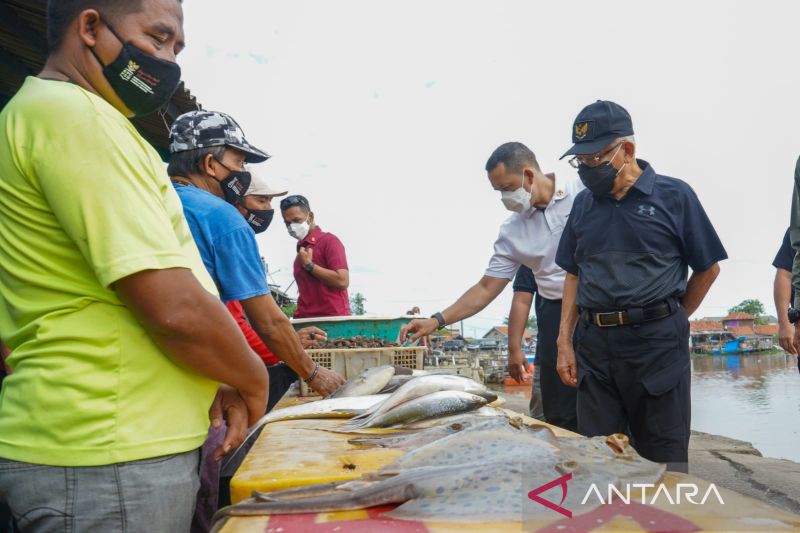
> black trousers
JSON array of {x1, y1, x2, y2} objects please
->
[
  {"x1": 534, "y1": 294, "x2": 578, "y2": 432},
  {"x1": 575, "y1": 304, "x2": 691, "y2": 472},
  {"x1": 266, "y1": 363, "x2": 299, "y2": 412}
]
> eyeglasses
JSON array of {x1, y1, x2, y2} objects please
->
[
  {"x1": 214, "y1": 158, "x2": 248, "y2": 172},
  {"x1": 568, "y1": 142, "x2": 623, "y2": 169},
  {"x1": 280, "y1": 195, "x2": 309, "y2": 211}
]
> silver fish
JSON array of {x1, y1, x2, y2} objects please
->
[
  {"x1": 354, "y1": 390, "x2": 489, "y2": 429},
  {"x1": 310, "y1": 407, "x2": 507, "y2": 437},
  {"x1": 347, "y1": 416, "x2": 511, "y2": 450},
  {"x1": 345, "y1": 374, "x2": 495, "y2": 429},
  {"x1": 347, "y1": 416, "x2": 557, "y2": 451},
  {"x1": 328, "y1": 365, "x2": 395, "y2": 398},
  {"x1": 377, "y1": 374, "x2": 415, "y2": 394},
  {"x1": 222, "y1": 394, "x2": 389, "y2": 470},
  {"x1": 399, "y1": 406, "x2": 506, "y2": 429}
]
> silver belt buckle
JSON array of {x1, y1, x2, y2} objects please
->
[{"x1": 594, "y1": 311, "x2": 623, "y2": 327}]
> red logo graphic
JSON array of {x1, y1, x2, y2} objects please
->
[
  {"x1": 535, "y1": 500, "x2": 701, "y2": 533},
  {"x1": 528, "y1": 472, "x2": 573, "y2": 518}
]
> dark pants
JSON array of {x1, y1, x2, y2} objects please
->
[
  {"x1": 534, "y1": 294, "x2": 578, "y2": 432},
  {"x1": 575, "y1": 304, "x2": 691, "y2": 472},
  {"x1": 0, "y1": 500, "x2": 11, "y2": 533},
  {"x1": 266, "y1": 363, "x2": 299, "y2": 413}
]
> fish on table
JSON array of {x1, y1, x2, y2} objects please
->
[
  {"x1": 399, "y1": 406, "x2": 506, "y2": 429},
  {"x1": 377, "y1": 374, "x2": 415, "y2": 394},
  {"x1": 309, "y1": 407, "x2": 508, "y2": 437},
  {"x1": 558, "y1": 433, "x2": 667, "y2": 485},
  {"x1": 211, "y1": 425, "x2": 665, "y2": 529},
  {"x1": 345, "y1": 374, "x2": 496, "y2": 429},
  {"x1": 348, "y1": 415, "x2": 558, "y2": 451},
  {"x1": 222, "y1": 394, "x2": 389, "y2": 470},
  {"x1": 353, "y1": 390, "x2": 491, "y2": 429},
  {"x1": 347, "y1": 416, "x2": 511, "y2": 450},
  {"x1": 328, "y1": 365, "x2": 396, "y2": 398}
]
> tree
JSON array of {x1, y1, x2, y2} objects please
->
[
  {"x1": 280, "y1": 302, "x2": 297, "y2": 318},
  {"x1": 728, "y1": 299, "x2": 765, "y2": 317},
  {"x1": 503, "y1": 314, "x2": 538, "y2": 331},
  {"x1": 728, "y1": 299, "x2": 770, "y2": 325},
  {"x1": 350, "y1": 292, "x2": 367, "y2": 315}
]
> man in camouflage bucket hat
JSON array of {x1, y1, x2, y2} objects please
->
[{"x1": 167, "y1": 110, "x2": 345, "y2": 531}]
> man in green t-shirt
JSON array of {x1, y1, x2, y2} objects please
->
[{"x1": 0, "y1": 1, "x2": 268, "y2": 531}]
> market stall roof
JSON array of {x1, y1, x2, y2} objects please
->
[{"x1": 0, "y1": 0, "x2": 202, "y2": 159}]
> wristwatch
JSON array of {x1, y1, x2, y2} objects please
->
[
  {"x1": 788, "y1": 307, "x2": 800, "y2": 325},
  {"x1": 431, "y1": 312, "x2": 446, "y2": 329},
  {"x1": 304, "y1": 261, "x2": 315, "y2": 273}
]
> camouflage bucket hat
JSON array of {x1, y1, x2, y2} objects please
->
[{"x1": 169, "y1": 110, "x2": 270, "y2": 163}]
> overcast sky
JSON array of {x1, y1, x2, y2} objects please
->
[{"x1": 178, "y1": 1, "x2": 800, "y2": 336}]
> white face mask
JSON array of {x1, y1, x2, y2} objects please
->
[
  {"x1": 288, "y1": 219, "x2": 310, "y2": 240},
  {"x1": 501, "y1": 173, "x2": 532, "y2": 213}
]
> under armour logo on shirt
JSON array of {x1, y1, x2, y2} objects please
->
[{"x1": 637, "y1": 204, "x2": 656, "y2": 216}]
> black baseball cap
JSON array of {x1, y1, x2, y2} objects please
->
[{"x1": 560, "y1": 100, "x2": 634, "y2": 159}]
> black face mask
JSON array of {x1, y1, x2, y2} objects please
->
[
  {"x1": 213, "y1": 160, "x2": 251, "y2": 205},
  {"x1": 244, "y1": 208, "x2": 274, "y2": 234},
  {"x1": 577, "y1": 162, "x2": 618, "y2": 197},
  {"x1": 90, "y1": 21, "x2": 182, "y2": 117}
]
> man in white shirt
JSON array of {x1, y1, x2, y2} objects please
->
[{"x1": 401, "y1": 142, "x2": 582, "y2": 431}]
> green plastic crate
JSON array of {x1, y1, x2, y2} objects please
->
[{"x1": 290, "y1": 315, "x2": 415, "y2": 343}]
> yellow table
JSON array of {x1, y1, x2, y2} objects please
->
[
  {"x1": 230, "y1": 418, "x2": 405, "y2": 503},
  {"x1": 226, "y1": 405, "x2": 800, "y2": 532}
]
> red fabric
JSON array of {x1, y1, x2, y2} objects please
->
[
  {"x1": 294, "y1": 226, "x2": 351, "y2": 319},
  {"x1": 226, "y1": 300, "x2": 280, "y2": 365}
]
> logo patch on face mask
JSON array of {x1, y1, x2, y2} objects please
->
[
  {"x1": 574, "y1": 122, "x2": 590, "y2": 141},
  {"x1": 637, "y1": 204, "x2": 656, "y2": 216},
  {"x1": 228, "y1": 178, "x2": 245, "y2": 195},
  {"x1": 119, "y1": 60, "x2": 157, "y2": 95},
  {"x1": 120, "y1": 61, "x2": 139, "y2": 81}
]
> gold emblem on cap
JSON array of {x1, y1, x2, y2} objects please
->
[{"x1": 575, "y1": 122, "x2": 589, "y2": 140}]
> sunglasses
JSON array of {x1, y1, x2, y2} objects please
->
[{"x1": 280, "y1": 195, "x2": 309, "y2": 211}]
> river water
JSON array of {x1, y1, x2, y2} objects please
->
[
  {"x1": 692, "y1": 351, "x2": 799, "y2": 462},
  {"x1": 489, "y1": 351, "x2": 800, "y2": 462}
]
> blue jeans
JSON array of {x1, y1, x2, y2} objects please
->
[{"x1": 0, "y1": 449, "x2": 201, "y2": 532}]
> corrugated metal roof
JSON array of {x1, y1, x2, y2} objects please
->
[{"x1": 0, "y1": 0, "x2": 201, "y2": 154}]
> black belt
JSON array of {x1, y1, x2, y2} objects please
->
[{"x1": 586, "y1": 299, "x2": 675, "y2": 328}]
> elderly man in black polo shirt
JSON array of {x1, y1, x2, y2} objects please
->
[{"x1": 555, "y1": 101, "x2": 727, "y2": 473}]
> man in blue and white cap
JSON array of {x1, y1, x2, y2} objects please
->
[{"x1": 555, "y1": 100, "x2": 726, "y2": 472}]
